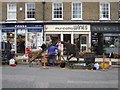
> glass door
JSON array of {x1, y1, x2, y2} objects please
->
[{"x1": 80, "y1": 36, "x2": 87, "y2": 51}]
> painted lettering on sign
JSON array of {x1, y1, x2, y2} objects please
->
[{"x1": 46, "y1": 25, "x2": 90, "y2": 31}]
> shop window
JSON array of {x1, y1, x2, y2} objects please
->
[
  {"x1": 52, "y1": 3, "x2": 63, "y2": 20},
  {"x1": 25, "y1": 3, "x2": 35, "y2": 20},
  {"x1": 80, "y1": 36, "x2": 87, "y2": 51},
  {"x1": 104, "y1": 36, "x2": 119, "y2": 48},
  {"x1": 99, "y1": 2, "x2": 110, "y2": 20},
  {"x1": 27, "y1": 32, "x2": 43, "y2": 49},
  {"x1": 7, "y1": 3, "x2": 16, "y2": 20},
  {"x1": 2, "y1": 32, "x2": 15, "y2": 51},
  {"x1": 72, "y1": 2, "x2": 82, "y2": 20},
  {"x1": 104, "y1": 36, "x2": 120, "y2": 54},
  {"x1": 81, "y1": 36, "x2": 86, "y2": 44}
]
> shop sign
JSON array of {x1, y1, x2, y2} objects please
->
[
  {"x1": 2, "y1": 29, "x2": 15, "y2": 32},
  {"x1": 2, "y1": 25, "x2": 43, "y2": 28},
  {"x1": 103, "y1": 33, "x2": 120, "y2": 36},
  {"x1": 28, "y1": 29, "x2": 42, "y2": 32},
  {"x1": 45, "y1": 25, "x2": 90, "y2": 31},
  {"x1": 15, "y1": 25, "x2": 27, "y2": 28},
  {"x1": 92, "y1": 24, "x2": 120, "y2": 33},
  {"x1": 17, "y1": 29, "x2": 26, "y2": 34},
  {"x1": 27, "y1": 25, "x2": 43, "y2": 28}
]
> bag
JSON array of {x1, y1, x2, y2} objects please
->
[{"x1": 60, "y1": 61, "x2": 66, "y2": 68}]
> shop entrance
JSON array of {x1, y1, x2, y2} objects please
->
[
  {"x1": 63, "y1": 34, "x2": 71, "y2": 55},
  {"x1": 17, "y1": 29, "x2": 26, "y2": 54},
  {"x1": 63, "y1": 34, "x2": 71, "y2": 43}
]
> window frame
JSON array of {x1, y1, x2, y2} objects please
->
[
  {"x1": 71, "y1": 2, "x2": 82, "y2": 20},
  {"x1": 7, "y1": 3, "x2": 17, "y2": 20},
  {"x1": 25, "y1": 2, "x2": 35, "y2": 20},
  {"x1": 52, "y1": 2, "x2": 63, "y2": 20},
  {"x1": 99, "y1": 2, "x2": 110, "y2": 20}
]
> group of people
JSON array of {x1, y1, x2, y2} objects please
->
[{"x1": 41, "y1": 40, "x2": 62, "y2": 66}]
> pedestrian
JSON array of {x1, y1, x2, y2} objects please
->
[
  {"x1": 5, "y1": 41, "x2": 12, "y2": 60},
  {"x1": 56, "y1": 40, "x2": 62, "y2": 60},
  {"x1": 41, "y1": 41, "x2": 47, "y2": 51},
  {"x1": 47, "y1": 45, "x2": 57, "y2": 66},
  {"x1": 20, "y1": 41, "x2": 25, "y2": 53}
]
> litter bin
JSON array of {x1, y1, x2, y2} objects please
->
[{"x1": 84, "y1": 52, "x2": 95, "y2": 65}]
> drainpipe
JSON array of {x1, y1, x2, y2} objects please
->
[{"x1": 42, "y1": 0, "x2": 46, "y2": 41}]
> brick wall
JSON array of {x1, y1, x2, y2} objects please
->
[{"x1": 1, "y1": 2, "x2": 119, "y2": 22}]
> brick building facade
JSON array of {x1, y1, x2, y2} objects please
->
[{"x1": 0, "y1": 0, "x2": 120, "y2": 55}]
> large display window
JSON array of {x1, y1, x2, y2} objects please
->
[
  {"x1": 2, "y1": 30, "x2": 15, "y2": 52},
  {"x1": 27, "y1": 31, "x2": 43, "y2": 49}
]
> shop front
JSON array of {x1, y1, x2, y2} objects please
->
[
  {"x1": 1, "y1": 24, "x2": 43, "y2": 54},
  {"x1": 91, "y1": 23, "x2": 120, "y2": 55},
  {"x1": 45, "y1": 24, "x2": 91, "y2": 53}
]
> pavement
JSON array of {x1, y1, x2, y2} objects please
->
[{"x1": 1, "y1": 64, "x2": 119, "y2": 88}]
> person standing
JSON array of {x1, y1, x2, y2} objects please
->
[
  {"x1": 57, "y1": 40, "x2": 62, "y2": 60},
  {"x1": 41, "y1": 41, "x2": 47, "y2": 51},
  {"x1": 5, "y1": 41, "x2": 12, "y2": 60}
]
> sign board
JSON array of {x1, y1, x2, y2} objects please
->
[
  {"x1": 45, "y1": 25, "x2": 90, "y2": 31},
  {"x1": 17, "y1": 29, "x2": 25, "y2": 34},
  {"x1": 28, "y1": 29, "x2": 42, "y2": 32},
  {"x1": 2, "y1": 29, "x2": 15, "y2": 32}
]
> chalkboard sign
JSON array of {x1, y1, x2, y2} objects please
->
[{"x1": 84, "y1": 52, "x2": 95, "y2": 64}]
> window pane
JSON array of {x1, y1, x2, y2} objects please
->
[
  {"x1": 72, "y1": 3, "x2": 81, "y2": 19},
  {"x1": 53, "y1": 3, "x2": 62, "y2": 19},
  {"x1": 26, "y1": 3, "x2": 35, "y2": 18},
  {"x1": 7, "y1": 3, "x2": 16, "y2": 19},
  {"x1": 100, "y1": 2, "x2": 109, "y2": 19}
]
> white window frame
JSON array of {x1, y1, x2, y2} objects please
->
[
  {"x1": 7, "y1": 3, "x2": 17, "y2": 20},
  {"x1": 52, "y1": 3, "x2": 63, "y2": 20},
  {"x1": 25, "y1": 3, "x2": 35, "y2": 20},
  {"x1": 71, "y1": 2, "x2": 82, "y2": 20},
  {"x1": 99, "y1": 2, "x2": 110, "y2": 20}
]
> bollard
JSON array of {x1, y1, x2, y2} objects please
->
[{"x1": 109, "y1": 58, "x2": 112, "y2": 68}]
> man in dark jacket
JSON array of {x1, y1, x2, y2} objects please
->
[{"x1": 5, "y1": 41, "x2": 12, "y2": 60}]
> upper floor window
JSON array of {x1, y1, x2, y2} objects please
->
[
  {"x1": 100, "y1": 2, "x2": 110, "y2": 20},
  {"x1": 52, "y1": 3, "x2": 63, "y2": 20},
  {"x1": 72, "y1": 3, "x2": 82, "y2": 20},
  {"x1": 25, "y1": 3, "x2": 35, "y2": 20},
  {"x1": 7, "y1": 3, "x2": 16, "y2": 20}
]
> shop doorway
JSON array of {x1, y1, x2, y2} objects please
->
[
  {"x1": 17, "y1": 29, "x2": 26, "y2": 54},
  {"x1": 63, "y1": 34, "x2": 71, "y2": 43},
  {"x1": 17, "y1": 34, "x2": 25, "y2": 54},
  {"x1": 63, "y1": 34, "x2": 71, "y2": 55}
]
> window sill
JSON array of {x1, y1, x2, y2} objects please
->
[
  {"x1": 99, "y1": 18, "x2": 111, "y2": 20},
  {"x1": 71, "y1": 18, "x2": 82, "y2": 20},
  {"x1": 52, "y1": 18, "x2": 63, "y2": 20},
  {"x1": 7, "y1": 19, "x2": 17, "y2": 21},
  {"x1": 24, "y1": 18, "x2": 36, "y2": 20}
]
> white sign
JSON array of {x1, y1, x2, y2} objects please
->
[
  {"x1": 17, "y1": 29, "x2": 26, "y2": 34},
  {"x1": 45, "y1": 25, "x2": 90, "y2": 31}
]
